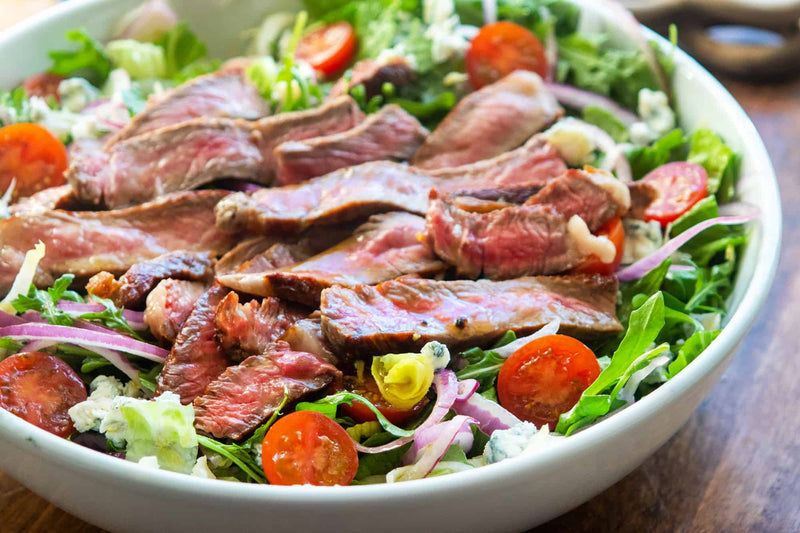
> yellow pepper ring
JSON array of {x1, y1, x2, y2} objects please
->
[{"x1": 371, "y1": 353, "x2": 434, "y2": 410}]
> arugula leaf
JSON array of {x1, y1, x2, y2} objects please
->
[
  {"x1": 197, "y1": 436, "x2": 266, "y2": 483},
  {"x1": 469, "y1": 425, "x2": 490, "y2": 457},
  {"x1": 11, "y1": 274, "x2": 76, "y2": 326},
  {"x1": 584, "y1": 292, "x2": 666, "y2": 397},
  {"x1": 0, "y1": 337, "x2": 22, "y2": 356},
  {"x1": 455, "y1": 0, "x2": 579, "y2": 36},
  {"x1": 49, "y1": 29, "x2": 111, "y2": 86},
  {"x1": 687, "y1": 128, "x2": 739, "y2": 201},
  {"x1": 138, "y1": 364, "x2": 163, "y2": 393},
  {"x1": 626, "y1": 128, "x2": 686, "y2": 179},
  {"x1": 456, "y1": 348, "x2": 505, "y2": 389},
  {"x1": 354, "y1": 440, "x2": 411, "y2": 481},
  {"x1": 244, "y1": 390, "x2": 290, "y2": 449},
  {"x1": 667, "y1": 329, "x2": 721, "y2": 378},
  {"x1": 582, "y1": 105, "x2": 629, "y2": 143},
  {"x1": 0, "y1": 88, "x2": 31, "y2": 126},
  {"x1": 81, "y1": 295, "x2": 143, "y2": 340},
  {"x1": 156, "y1": 22, "x2": 208, "y2": 77},
  {"x1": 299, "y1": 391, "x2": 414, "y2": 438},
  {"x1": 81, "y1": 354, "x2": 112, "y2": 373}
]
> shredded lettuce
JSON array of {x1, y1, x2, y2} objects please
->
[
  {"x1": 0, "y1": 242, "x2": 46, "y2": 315},
  {"x1": 687, "y1": 128, "x2": 740, "y2": 202}
]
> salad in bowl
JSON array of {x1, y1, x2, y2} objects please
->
[{"x1": 0, "y1": 0, "x2": 759, "y2": 491}]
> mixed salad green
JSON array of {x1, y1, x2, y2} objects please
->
[{"x1": 0, "y1": 0, "x2": 755, "y2": 485}]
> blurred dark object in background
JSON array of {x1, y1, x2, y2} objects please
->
[{"x1": 621, "y1": 0, "x2": 800, "y2": 80}]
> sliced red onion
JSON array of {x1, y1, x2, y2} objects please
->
[
  {"x1": 19, "y1": 339, "x2": 57, "y2": 353},
  {"x1": 89, "y1": 346, "x2": 141, "y2": 382},
  {"x1": 112, "y1": 0, "x2": 178, "y2": 42},
  {"x1": 57, "y1": 302, "x2": 147, "y2": 329},
  {"x1": 481, "y1": 0, "x2": 497, "y2": 24},
  {"x1": 403, "y1": 415, "x2": 476, "y2": 465},
  {"x1": 453, "y1": 392, "x2": 521, "y2": 436},
  {"x1": 392, "y1": 416, "x2": 478, "y2": 481},
  {"x1": 355, "y1": 369, "x2": 459, "y2": 454},
  {"x1": 492, "y1": 319, "x2": 561, "y2": 358},
  {"x1": 456, "y1": 379, "x2": 479, "y2": 401},
  {"x1": 617, "y1": 212, "x2": 758, "y2": 281},
  {"x1": 0, "y1": 311, "x2": 24, "y2": 328},
  {"x1": 0, "y1": 323, "x2": 168, "y2": 362},
  {"x1": 618, "y1": 353, "x2": 671, "y2": 404},
  {"x1": 545, "y1": 82, "x2": 639, "y2": 126}
]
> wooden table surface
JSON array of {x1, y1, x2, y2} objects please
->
[{"x1": 1, "y1": 5, "x2": 799, "y2": 528}]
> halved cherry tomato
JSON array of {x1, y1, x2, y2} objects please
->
[
  {"x1": 0, "y1": 352, "x2": 87, "y2": 438},
  {"x1": 642, "y1": 162, "x2": 708, "y2": 227},
  {"x1": 466, "y1": 21, "x2": 548, "y2": 89},
  {"x1": 338, "y1": 374, "x2": 428, "y2": 426},
  {"x1": 0, "y1": 123, "x2": 68, "y2": 201},
  {"x1": 261, "y1": 410, "x2": 358, "y2": 486},
  {"x1": 22, "y1": 72, "x2": 64, "y2": 102},
  {"x1": 572, "y1": 217, "x2": 625, "y2": 276},
  {"x1": 497, "y1": 335, "x2": 600, "y2": 430},
  {"x1": 296, "y1": 22, "x2": 356, "y2": 77}
]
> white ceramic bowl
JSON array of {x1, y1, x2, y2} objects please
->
[{"x1": 0, "y1": 2, "x2": 781, "y2": 532}]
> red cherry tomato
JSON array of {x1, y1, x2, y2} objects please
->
[
  {"x1": 261, "y1": 410, "x2": 358, "y2": 486},
  {"x1": 0, "y1": 123, "x2": 68, "y2": 202},
  {"x1": 338, "y1": 375, "x2": 428, "y2": 426},
  {"x1": 497, "y1": 335, "x2": 600, "y2": 430},
  {"x1": 296, "y1": 22, "x2": 356, "y2": 77},
  {"x1": 22, "y1": 72, "x2": 64, "y2": 102},
  {"x1": 466, "y1": 21, "x2": 548, "y2": 89},
  {"x1": 641, "y1": 162, "x2": 708, "y2": 227},
  {"x1": 0, "y1": 352, "x2": 87, "y2": 438},
  {"x1": 572, "y1": 217, "x2": 625, "y2": 276}
]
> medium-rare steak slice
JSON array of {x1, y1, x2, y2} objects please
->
[
  {"x1": 86, "y1": 251, "x2": 215, "y2": 309},
  {"x1": 329, "y1": 57, "x2": 415, "y2": 100},
  {"x1": 9, "y1": 185, "x2": 79, "y2": 216},
  {"x1": 218, "y1": 212, "x2": 446, "y2": 305},
  {"x1": 426, "y1": 169, "x2": 630, "y2": 278},
  {"x1": 215, "y1": 161, "x2": 436, "y2": 234},
  {"x1": 144, "y1": 279, "x2": 207, "y2": 343},
  {"x1": 279, "y1": 317, "x2": 338, "y2": 366},
  {"x1": 193, "y1": 341, "x2": 341, "y2": 440},
  {"x1": 428, "y1": 136, "x2": 568, "y2": 202},
  {"x1": 105, "y1": 70, "x2": 270, "y2": 147},
  {"x1": 0, "y1": 190, "x2": 236, "y2": 296},
  {"x1": 214, "y1": 292, "x2": 307, "y2": 361},
  {"x1": 273, "y1": 105, "x2": 429, "y2": 185},
  {"x1": 215, "y1": 236, "x2": 278, "y2": 276},
  {"x1": 69, "y1": 96, "x2": 363, "y2": 208},
  {"x1": 156, "y1": 284, "x2": 230, "y2": 404},
  {"x1": 320, "y1": 275, "x2": 622, "y2": 356},
  {"x1": 412, "y1": 71, "x2": 563, "y2": 170}
]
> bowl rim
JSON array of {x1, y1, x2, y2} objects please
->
[{"x1": 0, "y1": 0, "x2": 782, "y2": 505}]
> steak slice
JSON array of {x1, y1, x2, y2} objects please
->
[
  {"x1": 215, "y1": 161, "x2": 436, "y2": 234},
  {"x1": 627, "y1": 181, "x2": 658, "y2": 219},
  {"x1": 144, "y1": 279, "x2": 207, "y2": 343},
  {"x1": 193, "y1": 341, "x2": 341, "y2": 440},
  {"x1": 279, "y1": 317, "x2": 338, "y2": 366},
  {"x1": 428, "y1": 136, "x2": 568, "y2": 203},
  {"x1": 273, "y1": 105, "x2": 429, "y2": 185},
  {"x1": 412, "y1": 71, "x2": 563, "y2": 170},
  {"x1": 214, "y1": 292, "x2": 307, "y2": 361},
  {"x1": 105, "y1": 70, "x2": 270, "y2": 147},
  {"x1": 85, "y1": 251, "x2": 215, "y2": 309},
  {"x1": 329, "y1": 57, "x2": 415, "y2": 100},
  {"x1": 321, "y1": 275, "x2": 622, "y2": 356},
  {"x1": 9, "y1": 185, "x2": 79, "y2": 216},
  {"x1": 69, "y1": 96, "x2": 363, "y2": 208},
  {"x1": 156, "y1": 284, "x2": 230, "y2": 404},
  {"x1": 0, "y1": 190, "x2": 236, "y2": 295},
  {"x1": 426, "y1": 169, "x2": 630, "y2": 278},
  {"x1": 218, "y1": 212, "x2": 446, "y2": 305},
  {"x1": 215, "y1": 236, "x2": 278, "y2": 276}
]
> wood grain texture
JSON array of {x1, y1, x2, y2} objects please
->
[{"x1": 0, "y1": 78, "x2": 798, "y2": 533}]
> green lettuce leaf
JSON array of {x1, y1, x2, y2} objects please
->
[
  {"x1": 667, "y1": 329, "x2": 721, "y2": 378},
  {"x1": 49, "y1": 29, "x2": 112, "y2": 86},
  {"x1": 687, "y1": 128, "x2": 739, "y2": 202},
  {"x1": 626, "y1": 128, "x2": 686, "y2": 179},
  {"x1": 156, "y1": 22, "x2": 208, "y2": 78},
  {"x1": 582, "y1": 105, "x2": 629, "y2": 143}
]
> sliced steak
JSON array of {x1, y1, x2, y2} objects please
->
[
  {"x1": 426, "y1": 169, "x2": 630, "y2": 278},
  {"x1": 330, "y1": 57, "x2": 415, "y2": 100},
  {"x1": 0, "y1": 190, "x2": 236, "y2": 295},
  {"x1": 321, "y1": 275, "x2": 622, "y2": 356},
  {"x1": 524, "y1": 168, "x2": 630, "y2": 231},
  {"x1": 215, "y1": 161, "x2": 436, "y2": 234},
  {"x1": 279, "y1": 317, "x2": 338, "y2": 366},
  {"x1": 69, "y1": 96, "x2": 363, "y2": 208},
  {"x1": 193, "y1": 341, "x2": 341, "y2": 440},
  {"x1": 215, "y1": 236, "x2": 278, "y2": 276},
  {"x1": 218, "y1": 212, "x2": 446, "y2": 305},
  {"x1": 273, "y1": 105, "x2": 428, "y2": 185},
  {"x1": 627, "y1": 181, "x2": 658, "y2": 219},
  {"x1": 412, "y1": 71, "x2": 563, "y2": 170},
  {"x1": 106, "y1": 70, "x2": 270, "y2": 147},
  {"x1": 214, "y1": 292, "x2": 307, "y2": 361},
  {"x1": 428, "y1": 136, "x2": 568, "y2": 202},
  {"x1": 9, "y1": 185, "x2": 79, "y2": 216},
  {"x1": 144, "y1": 279, "x2": 207, "y2": 343},
  {"x1": 156, "y1": 284, "x2": 230, "y2": 404},
  {"x1": 85, "y1": 251, "x2": 215, "y2": 309}
]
